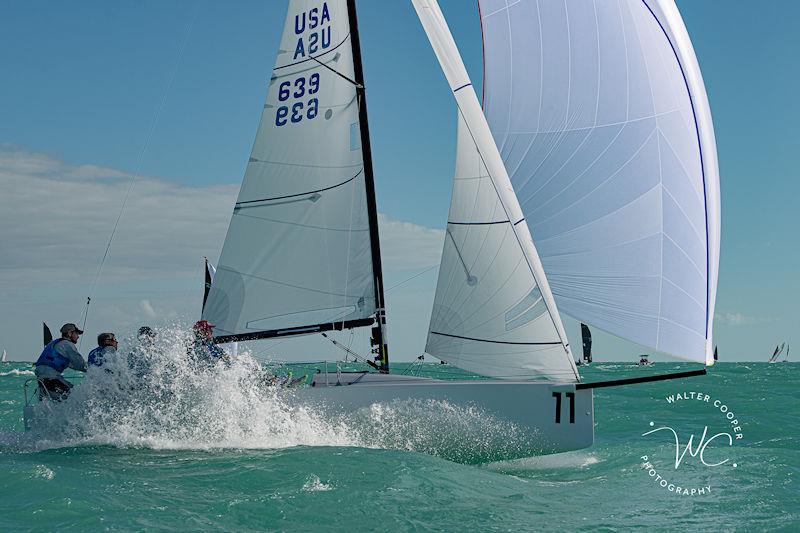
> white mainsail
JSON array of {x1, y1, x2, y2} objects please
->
[
  {"x1": 414, "y1": 0, "x2": 578, "y2": 381},
  {"x1": 1, "y1": 350, "x2": 6, "y2": 363},
  {"x1": 203, "y1": 0, "x2": 379, "y2": 340},
  {"x1": 478, "y1": 0, "x2": 721, "y2": 365}
]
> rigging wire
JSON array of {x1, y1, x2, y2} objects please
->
[
  {"x1": 385, "y1": 264, "x2": 438, "y2": 293},
  {"x1": 78, "y1": 4, "x2": 200, "y2": 341}
]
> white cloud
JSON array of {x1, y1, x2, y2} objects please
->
[
  {"x1": 715, "y1": 312, "x2": 774, "y2": 326},
  {"x1": 378, "y1": 214, "x2": 443, "y2": 270},
  {"x1": 0, "y1": 145, "x2": 238, "y2": 288},
  {"x1": 0, "y1": 146, "x2": 444, "y2": 360},
  {"x1": 0, "y1": 146, "x2": 444, "y2": 289}
]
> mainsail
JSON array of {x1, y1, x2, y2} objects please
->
[
  {"x1": 414, "y1": 0, "x2": 578, "y2": 381},
  {"x1": 203, "y1": 0, "x2": 387, "y2": 365},
  {"x1": 479, "y1": 0, "x2": 721, "y2": 365}
]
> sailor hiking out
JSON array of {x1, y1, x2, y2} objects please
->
[
  {"x1": 34, "y1": 323, "x2": 88, "y2": 401},
  {"x1": 190, "y1": 320, "x2": 226, "y2": 364},
  {"x1": 87, "y1": 332, "x2": 119, "y2": 367}
]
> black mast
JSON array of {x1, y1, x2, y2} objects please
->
[{"x1": 347, "y1": 0, "x2": 389, "y2": 373}]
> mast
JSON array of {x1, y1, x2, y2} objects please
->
[{"x1": 347, "y1": 0, "x2": 389, "y2": 373}]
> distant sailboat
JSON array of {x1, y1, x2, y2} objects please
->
[
  {"x1": 576, "y1": 324, "x2": 592, "y2": 366},
  {"x1": 769, "y1": 342, "x2": 786, "y2": 363},
  {"x1": 1, "y1": 350, "x2": 7, "y2": 364}
]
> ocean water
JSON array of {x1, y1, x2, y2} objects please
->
[{"x1": 0, "y1": 342, "x2": 797, "y2": 531}]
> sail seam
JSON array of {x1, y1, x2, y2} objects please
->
[
  {"x1": 235, "y1": 170, "x2": 362, "y2": 207},
  {"x1": 216, "y1": 265, "x2": 372, "y2": 299},
  {"x1": 273, "y1": 34, "x2": 351, "y2": 71},
  {"x1": 430, "y1": 331, "x2": 560, "y2": 345},
  {"x1": 236, "y1": 213, "x2": 369, "y2": 233}
]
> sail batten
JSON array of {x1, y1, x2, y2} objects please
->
[{"x1": 204, "y1": 0, "x2": 380, "y2": 342}]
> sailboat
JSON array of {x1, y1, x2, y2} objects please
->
[
  {"x1": 1, "y1": 350, "x2": 7, "y2": 364},
  {"x1": 201, "y1": 0, "x2": 720, "y2": 459},
  {"x1": 577, "y1": 324, "x2": 592, "y2": 366},
  {"x1": 769, "y1": 342, "x2": 785, "y2": 363}
]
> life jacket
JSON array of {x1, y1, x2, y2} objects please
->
[
  {"x1": 202, "y1": 340, "x2": 224, "y2": 360},
  {"x1": 36, "y1": 338, "x2": 70, "y2": 373},
  {"x1": 87, "y1": 346, "x2": 105, "y2": 367}
]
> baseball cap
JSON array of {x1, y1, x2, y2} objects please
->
[{"x1": 60, "y1": 323, "x2": 84, "y2": 335}]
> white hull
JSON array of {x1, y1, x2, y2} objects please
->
[{"x1": 297, "y1": 373, "x2": 594, "y2": 460}]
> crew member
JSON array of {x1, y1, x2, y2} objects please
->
[
  {"x1": 87, "y1": 332, "x2": 118, "y2": 367},
  {"x1": 191, "y1": 320, "x2": 225, "y2": 363},
  {"x1": 34, "y1": 323, "x2": 88, "y2": 400}
]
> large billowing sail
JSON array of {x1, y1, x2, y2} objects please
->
[
  {"x1": 414, "y1": 0, "x2": 578, "y2": 381},
  {"x1": 204, "y1": 0, "x2": 378, "y2": 341},
  {"x1": 479, "y1": 0, "x2": 720, "y2": 365}
]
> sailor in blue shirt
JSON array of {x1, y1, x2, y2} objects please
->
[
  {"x1": 34, "y1": 323, "x2": 88, "y2": 400},
  {"x1": 87, "y1": 332, "x2": 119, "y2": 368}
]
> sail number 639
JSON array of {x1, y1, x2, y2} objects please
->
[{"x1": 276, "y1": 73, "x2": 321, "y2": 127}]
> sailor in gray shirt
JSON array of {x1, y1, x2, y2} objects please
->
[{"x1": 34, "y1": 323, "x2": 88, "y2": 400}]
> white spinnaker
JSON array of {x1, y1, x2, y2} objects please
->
[
  {"x1": 414, "y1": 0, "x2": 578, "y2": 382},
  {"x1": 204, "y1": 0, "x2": 376, "y2": 337},
  {"x1": 479, "y1": 0, "x2": 720, "y2": 365}
]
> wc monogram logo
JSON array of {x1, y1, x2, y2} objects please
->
[{"x1": 640, "y1": 391, "x2": 743, "y2": 496}]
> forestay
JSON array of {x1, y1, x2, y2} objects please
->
[
  {"x1": 204, "y1": 0, "x2": 377, "y2": 340},
  {"x1": 479, "y1": 0, "x2": 720, "y2": 364},
  {"x1": 414, "y1": 0, "x2": 578, "y2": 381}
]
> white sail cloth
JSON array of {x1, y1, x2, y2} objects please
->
[
  {"x1": 479, "y1": 0, "x2": 720, "y2": 364},
  {"x1": 414, "y1": 0, "x2": 578, "y2": 381},
  {"x1": 204, "y1": 0, "x2": 376, "y2": 337}
]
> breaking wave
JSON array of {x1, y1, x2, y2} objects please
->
[
  {"x1": 23, "y1": 326, "x2": 356, "y2": 451},
  {"x1": 0, "y1": 368, "x2": 34, "y2": 377},
  {"x1": 14, "y1": 325, "x2": 541, "y2": 463}
]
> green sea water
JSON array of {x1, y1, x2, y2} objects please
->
[{"x1": 1, "y1": 358, "x2": 798, "y2": 532}]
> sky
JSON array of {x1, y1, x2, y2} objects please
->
[{"x1": 0, "y1": 1, "x2": 797, "y2": 363}]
